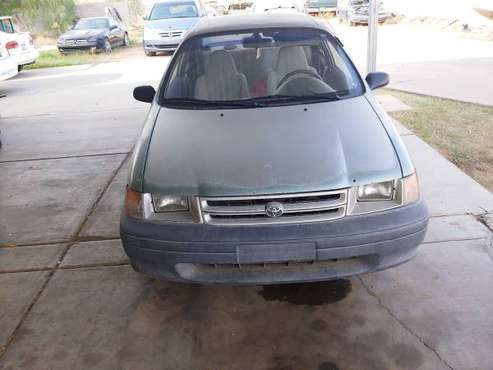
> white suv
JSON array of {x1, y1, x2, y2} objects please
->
[{"x1": 0, "y1": 16, "x2": 39, "y2": 71}]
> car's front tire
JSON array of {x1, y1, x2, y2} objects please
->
[
  {"x1": 145, "y1": 50, "x2": 156, "y2": 56},
  {"x1": 123, "y1": 33, "x2": 130, "y2": 47},
  {"x1": 103, "y1": 38, "x2": 112, "y2": 53}
]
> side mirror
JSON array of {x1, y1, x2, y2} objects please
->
[
  {"x1": 365, "y1": 72, "x2": 389, "y2": 90},
  {"x1": 133, "y1": 85, "x2": 156, "y2": 103},
  {"x1": 143, "y1": 15, "x2": 148, "y2": 21},
  {"x1": 110, "y1": 25, "x2": 118, "y2": 31}
]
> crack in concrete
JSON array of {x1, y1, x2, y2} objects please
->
[
  {"x1": 59, "y1": 262, "x2": 130, "y2": 270},
  {"x1": 359, "y1": 277, "x2": 454, "y2": 370},
  {"x1": 0, "y1": 240, "x2": 70, "y2": 248},
  {"x1": 0, "y1": 267, "x2": 53, "y2": 274},
  {"x1": 0, "y1": 151, "x2": 129, "y2": 164},
  {"x1": 0, "y1": 152, "x2": 131, "y2": 361},
  {"x1": 0, "y1": 262, "x2": 130, "y2": 275},
  {"x1": 76, "y1": 236, "x2": 121, "y2": 242},
  {"x1": 0, "y1": 236, "x2": 122, "y2": 249}
]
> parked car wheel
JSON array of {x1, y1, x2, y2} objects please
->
[
  {"x1": 145, "y1": 50, "x2": 156, "y2": 56},
  {"x1": 17, "y1": 65, "x2": 23, "y2": 72},
  {"x1": 123, "y1": 33, "x2": 130, "y2": 47},
  {"x1": 103, "y1": 38, "x2": 112, "y2": 53}
]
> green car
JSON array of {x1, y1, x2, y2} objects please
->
[{"x1": 121, "y1": 14, "x2": 428, "y2": 284}]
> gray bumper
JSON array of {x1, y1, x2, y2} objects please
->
[
  {"x1": 120, "y1": 200, "x2": 428, "y2": 284},
  {"x1": 350, "y1": 14, "x2": 389, "y2": 24},
  {"x1": 143, "y1": 39, "x2": 182, "y2": 52}
]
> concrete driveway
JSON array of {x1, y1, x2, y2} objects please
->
[
  {"x1": 1, "y1": 59, "x2": 492, "y2": 370},
  {"x1": 327, "y1": 19, "x2": 493, "y2": 106}
]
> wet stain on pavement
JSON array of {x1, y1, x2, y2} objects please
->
[
  {"x1": 258, "y1": 279, "x2": 351, "y2": 306},
  {"x1": 310, "y1": 319, "x2": 329, "y2": 331}
]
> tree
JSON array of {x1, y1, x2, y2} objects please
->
[{"x1": 0, "y1": 0, "x2": 76, "y2": 35}]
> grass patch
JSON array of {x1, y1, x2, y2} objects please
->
[
  {"x1": 26, "y1": 28, "x2": 143, "y2": 70},
  {"x1": 25, "y1": 45, "x2": 140, "y2": 70},
  {"x1": 382, "y1": 90, "x2": 493, "y2": 191}
]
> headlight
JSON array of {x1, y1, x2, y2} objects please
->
[
  {"x1": 357, "y1": 180, "x2": 394, "y2": 201},
  {"x1": 152, "y1": 194, "x2": 189, "y2": 212},
  {"x1": 57, "y1": 38, "x2": 65, "y2": 44},
  {"x1": 88, "y1": 36, "x2": 98, "y2": 42},
  {"x1": 124, "y1": 188, "x2": 199, "y2": 222},
  {"x1": 348, "y1": 173, "x2": 420, "y2": 215}
]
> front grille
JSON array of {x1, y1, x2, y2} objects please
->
[
  {"x1": 199, "y1": 190, "x2": 347, "y2": 225},
  {"x1": 159, "y1": 30, "x2": 184, "y2": 38}
]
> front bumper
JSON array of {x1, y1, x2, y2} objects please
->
[
  {"x1": 121, "y1": 199, "x2": 428, "y2": 284},
  {"x1": 143, "y1": 38, "x2": 183, "y2": 52},
  {"x1": 58, "y1": 41, "x2": 100, "y2": 53},
  {"x1": 349, "y1": 13, "x2": 389, "y2": 24}
]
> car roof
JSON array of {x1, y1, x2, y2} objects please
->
[{"x1": 186, "y1": 13, "x2": 331, "y2": 39}]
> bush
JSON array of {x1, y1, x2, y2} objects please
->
[{"x1": 0, "y1": 0, "x2": 76, "y2": 36}]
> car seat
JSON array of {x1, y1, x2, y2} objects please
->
[
  {"x1": 266, "y1": 46, "x2": 319, "y2": 94},
  {"x1": 194, "y1": 50, "x2": 249, "y2": 100}
]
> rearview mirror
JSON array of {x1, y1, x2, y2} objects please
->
[
  {"x1": 365, "y1": 72, "x2": 389, "y2": 90},
  {"x1": 143, "y1": 15, "x2": 148, "y2": 20},
  {"x1": 133, "y1": 85, "x2": 156, "y2": 103}
]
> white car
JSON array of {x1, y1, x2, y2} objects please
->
[
  {"x1": 0, "y1": 16, "x2": 39, "y2": 71},
  {"x1": 0, "y1": 39, "x2": 17, "y2": 82}
]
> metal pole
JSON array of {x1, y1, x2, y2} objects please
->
[{"x1": 367, "y1": 0, "x2": 378, "y2": 73}]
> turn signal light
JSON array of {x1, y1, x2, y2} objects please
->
[{"x1": 124, "y1": 186, "x2": 144, "y2": 219}]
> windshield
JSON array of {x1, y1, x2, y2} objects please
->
[
  {"x1": 74, "y1": 18, "x2": 109, "y2": 30},
  {"x1": 149, "y1": 2, "x2": 199, "y2": 20},
  {"x1": 162, "y1": 28, "x2": 364, "y2": 109},
  {"x1": 308, "y1": 0, "x2": 336, "y2": 7}
]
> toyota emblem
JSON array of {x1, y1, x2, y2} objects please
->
[{"x1": 265, "y1": 201, "x2": 284, "y2": 218}]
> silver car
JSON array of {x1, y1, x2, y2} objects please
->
[
  {"x1": 143, "y1": 0, "x2": 204, "y2": 55},
  {"x1": 122, "y1": 14, "x2": 428, "y2": 284}
]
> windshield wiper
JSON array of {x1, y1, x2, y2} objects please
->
[
  {"x1": 247, "y1": 91, "x2": 350, "y2": 106},
  {"x1": 163, "y1": 97, "x2": 257, "y2": 109},
  {"x1": 163, "y1": 91, "x2": 353, "y2": 109}
]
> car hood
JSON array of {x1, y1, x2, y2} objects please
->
[
  {"x1": 61, "y1": 29, "x2": 106, "y2": 39},
  {"x1": 143, "y1": 96, "x2": 403, "y2": 196},
  {"x1": 146, "y1": 17, "x2": 199, "y2": 31}
]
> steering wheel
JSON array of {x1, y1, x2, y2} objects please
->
[{"x1": 276, "y1": 69, "x2": 321, "y2": 90}]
